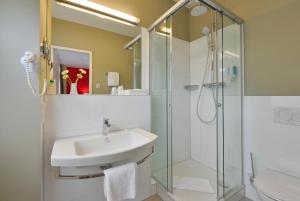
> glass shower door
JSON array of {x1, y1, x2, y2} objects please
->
[
  {"x1": 218, "y1": 14, "x2": 243, "y2": 199},
  {"x1": 150, "y1": 19, "x2": 172, "y2": 191}
]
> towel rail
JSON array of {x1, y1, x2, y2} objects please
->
[{"x1": 56, "y1": 149, "x2": 154, "y2": 180}]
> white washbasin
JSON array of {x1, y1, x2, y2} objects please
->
[{"x1": 51, "y1": 128, "x2": 157, "y2": 167}]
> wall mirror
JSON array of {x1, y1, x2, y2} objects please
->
[{"x1": 47, "y1": 0, "x2": 149, "y2": 95}]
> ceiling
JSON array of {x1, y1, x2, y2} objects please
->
[
  {"x1": 53, "y1": 48, "x2": 90, "y2": 68},
  {"x1": 52, "y1": 0, "x2": 140, "y2": 37}
]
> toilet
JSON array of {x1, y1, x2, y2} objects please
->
[{"x1": 254, "y1": 169, "x2": 300, "y2": 201}]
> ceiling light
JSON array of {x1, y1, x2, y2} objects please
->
[{"x1": 56, "y1": 0, "x2": 140, "y2": 26}]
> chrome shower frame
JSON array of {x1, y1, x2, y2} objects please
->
[
  {"x1": 148, "y1": 0, "x2": 243, "y2": 32},
  {"x1": 148, "y1": 0, "x2": 245, "y2": 201}
]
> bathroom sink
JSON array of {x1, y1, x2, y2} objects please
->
[{"x1": 51, "y1": 128, "x2": 157, "y2": 167}]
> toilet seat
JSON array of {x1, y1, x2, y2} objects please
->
[{"x1": 254, "y1": 169, "x2": 300, "y2": 201}]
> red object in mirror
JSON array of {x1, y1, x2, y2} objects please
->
[{"x1": 66, "y1": 67, "x2": 89, "y2": 94}]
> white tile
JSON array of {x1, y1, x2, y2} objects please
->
[
  {"x1": 190, "y1": 37, "x2": 217, "y2": 170},
  {"x1": 243, "y1": 96, "x2": 300, "y2": 201},
  {"x1": 171, "y1": 38, "x2": 191, "y2": 163}
]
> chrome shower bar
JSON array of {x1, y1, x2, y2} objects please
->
[
  {"x1": 148, "y1": 0, "x2": 243, "y2": 32},
  {"x1": 203, "y1": 82, "x2": 224, "y2": 88}
]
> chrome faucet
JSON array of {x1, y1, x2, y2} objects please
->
[{"x1": 103, "y1": 118, "x2": 111, "y2": 135}]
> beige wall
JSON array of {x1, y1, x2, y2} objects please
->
[
  {"x1": 216, "y1": 0, "x2": 296, "y2": 21},
  {"x1": 212, "y1": 0, "x2": 299, "y2": 95},
  {"x1": 172, "y1": 7, "x2": 190, "y2": 41},
  {"x1": 244, "y1": 0, "x2": 300, "y2": 95},
  {"x1": 52, "y1": 18, "x2": 134, "y2": 94},
  {"x1": 188, "y1": 0, "x2": 300, "y2": 95},
  {"x1": 52, "y1": 0, "x2": 300, "y2": 95},
  {"x1": 0, "y1": 1, "x2": 41, "y2": 201},
  {"x1": 176, "y1": 0, "x2": 300, "y2": 95}
]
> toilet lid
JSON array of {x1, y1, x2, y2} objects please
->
[{"x1": 254, "y1": 169, "x2": 300, "y2": 201}]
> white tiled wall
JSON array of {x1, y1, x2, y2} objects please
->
[
  {"x1": 43, "y1": 95, "x2": 151, "y2": 201},
  {"x1": 244, "y1": 96, "x2": 300, "y2": 201},
  {"x1": 190, "y1": 37, "x2": 217, "y2": 170},
  {"x1": 171, "y1": 35, "x2": 218, "y2": 168},
  {"x1": 171, "y1": 37, "x2": 191, "y2": 164},
  {"x1": 189, "y1": 24, "x2": 243, "y2": 184},
  {"x1": 172, "y1": 28, "x2": 237, "y2": 170}
]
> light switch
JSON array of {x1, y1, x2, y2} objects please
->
[{"x1": 95, "y1": 83, "x2": 101, "y2": 89}]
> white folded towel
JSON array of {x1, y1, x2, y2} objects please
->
[{"x1": 104, "y1": 162, "x2": 137, "y2": 201}]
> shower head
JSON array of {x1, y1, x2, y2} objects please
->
[
  {"x1": 191, "y1": 5, "x2": 207, "y2": 16},
  {"x1": 202, "y1": 26, "x2": 210, "y2": 36}
]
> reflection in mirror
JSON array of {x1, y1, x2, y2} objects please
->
[
  {"x1": 125, "y1": 37, "x2": 142, "y2": 90},
  {"x1": 50, "y1": 0, "x2": 147, "y2": 95},
  {"x1": 133, "y1": 39, "x2": 142, "y2": 89},
  {"x1": 51, "y1": 46, "x2": 92, "y2": 94}
]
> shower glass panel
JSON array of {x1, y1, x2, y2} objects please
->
[
  {"x1": 150, "y1": 19, "x2": 172, "y2": 191},
  {"x1": 149, "y1": 1, "x2": 243, "y2": 200},
  {"x1": 220, "y1": 15, "x2": 243, "y2": 198},
  {"x1": 170, "y1": 6, "x2": 223, "y2": 199}
]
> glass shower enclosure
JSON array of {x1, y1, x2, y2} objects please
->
[{"x1": 149, "y1": 0, "x2": 243, "y2": 200}]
